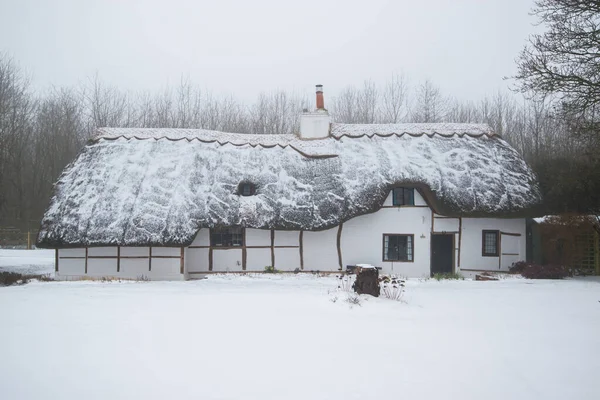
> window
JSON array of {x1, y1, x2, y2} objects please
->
[
  {"x1": 482, "y1": 230, "x2": 499, "y2": 256},
  {"x1": 210, "y1": 227, "x2": 244, "y2": 247},
  {"x1": 383, "y1": 234, "x2": 414, "y2": 261},
  {"x1": 392, "y1": 187, "x2": 415, "y2": 206},
  {"x1": 238, "y1": 182, "x2": 256, "y2": 196}
]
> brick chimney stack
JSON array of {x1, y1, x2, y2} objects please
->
[
  {"x1": 316, "y1": 84, "x2": 325, "y2": 110},
  {"x1": 299, "y1": 83, "x2": 330, "y2": 140}
]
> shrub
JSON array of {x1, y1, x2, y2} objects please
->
[
  {"x1": 335, "y1": 273, "x2": 354, "y2": 292},
  {"x1": 264, "y1": 265, "x2": 279, "y2": 273},
  {"x1": 509, "y1": 261, "x2": 529, "y2": 274},
  {"x1": 379, "y1": 275, "x2": 406, "y2": 301},
  {"x1": 135, "y1": 275, "x2": 151, "y2": 282},
  {"x1": 433, "y1": 272, "x2": 464, "y2": 281},
  {"x1": 344, "y1": 293, "x2": 362, "y2": 306},
  {"x1": 521, "y1": 263, "x2": 569, "y2": 279},
  {"x1": 0, "y1": 271, "x2": 54, "y2": 286}
]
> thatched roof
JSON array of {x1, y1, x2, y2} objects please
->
[{"x1": 37, "y1": 123, "x2": 542, "y2": 248}]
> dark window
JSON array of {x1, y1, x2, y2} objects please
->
[
  {"x1": 383, "y1": 234, "x2": 414, "y2": 261},
  {"x1": 482, "y1": 230, "x2": 499, "y2": 256},
  {"x1": 211, "y1": 227, "x2": 244, "y2": 247},
  {"x1": 392, "y1": 188, "x2": 415, "y2": 206},
  {"x1": 239, "y1": 182, "x2": 256, "y2": 196}
]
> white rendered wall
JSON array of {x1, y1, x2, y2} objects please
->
[
  {"x1": 274, "y1": 248, "x2": 301, "y2": 271},
  {"x1": 458, "y1": 218, "x2": 526, "y2": 273},
  {"x1": 186, "y1": 248, "x2": 209, "y2": 273},
  {"x1": 299, "y1": 111, "x2": 330, "y2": 139},
  {"x1": 432, "y1": 215, "x2": 460, "y2": 233},
  {"x1": 246, "y1": 248, "x2": 271, "y2": 271},
  {"x1": 341, "y1": 196, "x2": 432, "y2": 278},
  {"x1": 212, "y1": 249, "x2": 243, "y2": 272},
  {"x1": 303, "y1": 226, "x2": 339, "y2": 271},
  {"x1": 246, "y1": 228, "x2": 270, "y2": 246},
  {"x1": 190, "y1": 229, "x2": 210, "y2": 246},
  {"x1": 56, "y1": 246, "x2": 184, "y2": 280},
  {"x1": 274, "y1": 230, "x2": 300, "y2": 247}
]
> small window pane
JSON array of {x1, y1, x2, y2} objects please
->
[
  {"x1": 392, "y1": 187, "x2": 415, "y2": 206},
  {"x1": 383, "y1": 234, "x2": 414, "y2": 261},
  {"x1": 482, "y1": 231, "x2": 498, "y2": 256},
  {"x1": 211, "y1": 227, "x2": 244, "y2": 247}
]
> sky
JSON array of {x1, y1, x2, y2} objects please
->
[{"x1": 0, "y1": 0, "x2": 538, "y2": 102}]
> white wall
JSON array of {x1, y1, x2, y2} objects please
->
[
  {"x1": 274, "y1": 248, "x2": 301, "y2": 271},
  {"x1": 212, "y1": 249, "x2": 243, "y2": 272},
  {"x1": 432, "y1": 215, "x2": 460, "y2": 233},
  {"x1": 246, "y1": 228, "x2": 270, "y2": 246},
  {"x1": 303, "y1": 226, "x2": 339, "y2": 271},
  {"x1": 341, "y1": 207, "x2": 432, "y2": 278},
  {"x1": 190, "y1": 229, "x2": 210, "y2": 246},
  {"x1": 246, "y1": 248, "x2": 271, "y2": 271},
  {"x1": 458, "y1": 218, "x2": 526, "y2": 273},
  {"x1": 53, "y1": 190, "x2": 527, "y2": 280},
  {"x1": 56, "y1": 246, "x2": 184, "y2": 281}
]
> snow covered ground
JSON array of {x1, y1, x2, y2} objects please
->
[
  {"x1": 0, "y1": 249, "x2": 54, "y2": 275},
  {"x1": 1, "y1": 274, "x2": 599, "y2": 400}
]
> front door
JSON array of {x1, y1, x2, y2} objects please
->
[{"x1": 431, "y1": 234, "x2": 454, "y2": 276}]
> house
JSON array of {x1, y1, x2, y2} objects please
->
[
  {"x1": 37, "y1": 85, "x2": 542, "y2": 280},
  {"x1": 531, "y1": 214, "x2": 600, "y2": 275}
]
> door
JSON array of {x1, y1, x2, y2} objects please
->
[{"x1": 431, "y1": 234, "x2": 454, "y2": 276}]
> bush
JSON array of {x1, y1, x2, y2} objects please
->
[
  {"x1": 0, "y1": 271, "x2": 53, "y2": 286},
  {"x1": 379, "y1": 275, "x2": 406, "y2": 301},
  {"x1": 433, "y1": 272, "x2": 464, "y2": 281},
  {"x1": 521, "y1": 263, "x2": 569, "y2": 279},
  {"x1": 509, "y1": 260, "x2": 529, "y2": 274},
  {"x1": 264, "y1": 265, "x2": 279, "y2": 273}
]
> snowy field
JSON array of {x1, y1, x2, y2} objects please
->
[
  {"x1": 1, "y1": 274, "x2": 599, "y2": 400},
  {"x1": 0, "y1": 249, "x2": 54, "y2": 275}
]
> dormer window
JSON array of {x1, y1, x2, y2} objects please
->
[
  {"x1": 238, "y1": 182, "x2": 256, "y2": 196},
  {"x1": 392, "y1": 187, "x2": 415, "y2": 206}
]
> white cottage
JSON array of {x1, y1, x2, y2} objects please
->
[{"x1": 37, "y1": 86, "x2": 541, "y2": 280}]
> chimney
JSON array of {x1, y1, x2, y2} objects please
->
[
  {"x1": 316, "y1": 84, "x2": 325, "y2": 110},
  {"x1": 298, "y1": 84, "x2": 330, "y2": 140}
]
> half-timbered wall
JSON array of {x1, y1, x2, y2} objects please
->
[{"x1": 54, "y1": 189, "x2": 528, "y2": 280}]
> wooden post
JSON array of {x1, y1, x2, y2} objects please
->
[
  {"x1": 209, "y1": 248, "x2": 213, "y2": 271},
  {"x1": 299, "y1": 230, "x2": 304, "y2": 270},
  {"x1": 270, "y1": 229, "x2": 275, "y2": 268},
  {"x1": 180, "y1": 247, "x2": 185, "y2": 274},
  {"x1": 337, "y1": 223, "x2": 343, "y2": 270},
  {"x1": 27, "y1": 231, "x2": 31, "y2": 250},
  {"x1": 55, "y1": 249, "x2": 59, "y2": 273},
  {"x1": 242, "y1": 228, "x2": 247, "y2": 271},
  {"x1": 85, "y1": 247, "x2": 88, "y2": 274},
  {"x1": 457, "y1": 218, "x2": 462, "y2": 268},
  {"x1": 117, "y1": 246, "x2": 121, "y2": 272},
  {"x1": 149, "y1": 246, "x2": 152, "y2": 271}
]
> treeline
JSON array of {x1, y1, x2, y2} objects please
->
[{"x1": 0, "y1": 54, "x2": 597, "y2": 229}]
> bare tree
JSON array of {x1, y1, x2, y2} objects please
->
[
  {"x1": 410, "y1": 80, "x2": 446, "y2": 123},
  {"x1": 381, "y1": 73, "x2": 409, "y2": 123}
]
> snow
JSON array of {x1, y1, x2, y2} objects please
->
[
  {"x1": 1, "y1": 275, "x2": 599, "y2": 400},
  {"x1": 38, "y1": 124, "x2": 541, "y2": 247},
  {"x1": 0, "y1": 249, "x2": 54, "y2": 275}
]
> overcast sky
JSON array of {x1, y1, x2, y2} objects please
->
[{"x1": 0, "y1": 0, "x2": 537, "y2": 102}]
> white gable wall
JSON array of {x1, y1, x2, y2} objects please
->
[{"x1": 341, "y1": 191, "x2": 432, "y2": 277}]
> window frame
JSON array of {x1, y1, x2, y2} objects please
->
[
  {"x1": 210, "y1": 227, "x2": 245, "y2": 248},
  {"x1": 392, "y1": 187, "x2": 415, "y2": 206},
  {"x1": 382, "y1": 234, "x2": 415, "y2": 262},
  {"x1": 482, "y1": 230, "x2": 500, "y2": 257},
  {"x1": 238, "y1": 182, "x2": 256, "y2": 197}
]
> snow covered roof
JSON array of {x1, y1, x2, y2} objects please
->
[{"x1": 37, "y1": 123, "x2": 542, "y2": 248}]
